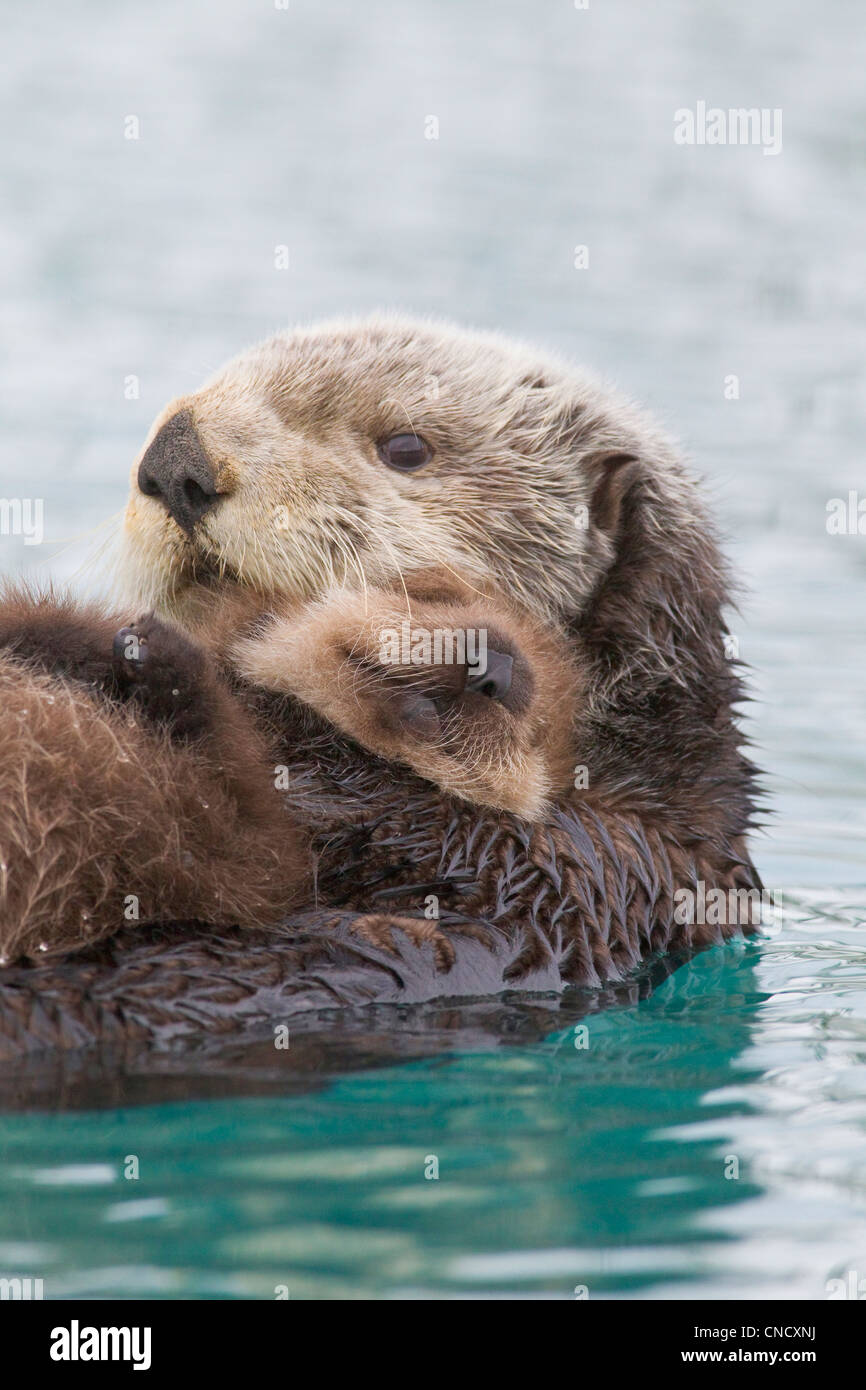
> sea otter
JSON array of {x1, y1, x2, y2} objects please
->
[
  {"x1": 0, "y1": 316, "x2": 762, "y2": 1057},
  {"x1": 0, "y1": 574, "x2": 578, "y2": 961}
]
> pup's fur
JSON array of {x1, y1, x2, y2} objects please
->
[
  {"x1": 217, "y1": 571, "x2": 582, "y2": 819},
  {"x1": 0, "y1": 590, "x2": 311, "y2": 961},
  {"x1": 0, "y1": 577, "x2": 580, "y2": 959}
]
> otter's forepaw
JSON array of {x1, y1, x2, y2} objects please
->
[
  {"x1": 112, "y1": 615, "x2": 213, "y2": 740},
  {"x1": 347, "y1": 914, "x2": 456, "y2": 973}
]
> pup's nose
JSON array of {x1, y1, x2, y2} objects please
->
[
  {"x1": 466, "y1": 649, "x2": 513, "y2": 701},
  {"x1": 137, "y1": 410, "x2": 220, "y2": 534}
]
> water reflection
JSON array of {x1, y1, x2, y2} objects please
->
[{"x1": 0, "y1": 943, "x2": 771, "y2": 1298}]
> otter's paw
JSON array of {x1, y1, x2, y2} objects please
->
[
  {"x1": 112, "y1": 615, "x2": 214, "y2": 740},
  {"x1": 347, "y1": 914, "x2": 457, "y2": 973}
]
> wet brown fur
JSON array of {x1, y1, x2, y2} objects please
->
[
  {"x1": 0, "y1": 589, "x2": 311, "y2": 961},
  {"x1": 0, "y1": 316, "x2": 763, "y2": 1055}
]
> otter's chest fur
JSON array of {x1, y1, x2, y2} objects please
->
[{"x1": 256, "y1": 693, "x2": 747, "y2": 994}]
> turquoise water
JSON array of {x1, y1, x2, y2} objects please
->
[
  {"x1": 1, "y1": 0, "x2": 865, "y2": 1298},
  {"x1": 1, "y1": 907, "x2": 865, "y2": 1299}
]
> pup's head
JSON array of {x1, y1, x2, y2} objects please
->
[{"x1": 122, "y1": 314, "x2": 699, "y2": 634}]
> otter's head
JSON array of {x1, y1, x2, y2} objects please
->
[
  {"x1": 122, "y1": 314, "x2": 696, "y2": 632},
  {"x1": 123, "y1": 314, "x2": 757, "y2": 844}
]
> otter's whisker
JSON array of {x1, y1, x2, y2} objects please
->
[{"x1": 360, "y1": 505, "x2": 491, "y2": 604}]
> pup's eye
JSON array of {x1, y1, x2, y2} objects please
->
[{"x1": 377, "y1": 433, "x2": 433, "y2": 472}]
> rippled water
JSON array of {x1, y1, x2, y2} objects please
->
[{"x1": 0, "y1": 0, "x2": 864, "y2": 1299}]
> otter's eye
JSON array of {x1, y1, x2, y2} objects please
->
[{"x1": 377, "y1": 433, "x2": 433, "y2": 472}]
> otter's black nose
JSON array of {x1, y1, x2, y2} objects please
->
[{"x1": 137, "y1": 410, "x2": 220, "y2": 535}]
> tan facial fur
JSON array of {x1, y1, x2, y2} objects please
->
[
  {"x1": 0, "y1": 319, "x2": 761, "y2": 1011},
  {"x1": 121, "y1": 314, "x2": 689, "y2": 630},
  {"x1": 119, "y1": 314, "x2": 716, "y2": 820}
]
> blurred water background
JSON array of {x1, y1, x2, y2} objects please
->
[{"x1": 0, "y1": 0, "x2": 864, "y2": 1298}]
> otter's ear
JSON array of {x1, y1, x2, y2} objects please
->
[{"x1": 587, "y1": 453, "x2": 641, "y2": 540}]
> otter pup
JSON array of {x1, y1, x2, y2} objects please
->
[
  {"x1": 0, "y1": 315, "x2": 762, "y2": 1053},
  {"x1": 0, "y1": 576, "x2": 577, "y2": 961},
  {"x1": 0, "y1": 591, "x2": 311, "y2": 961}
]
